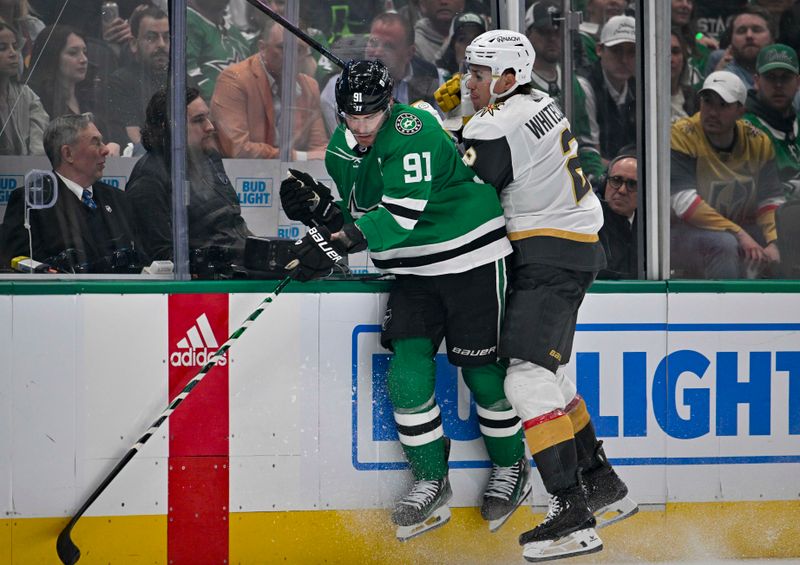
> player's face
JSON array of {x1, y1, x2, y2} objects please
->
[
  {"x1": 344, "y1": 106, "x2": 390, "y2": 147},
  {"x1": 599, "y1": 42, "x2": 636, "y2": 84},
  {"x1": 466, "y1": 64, "x2": 498, "y2": 110},
  {"x1": 604, "y1": 157, "x2": 637, "y2": 217},
  {"x1": 699, "y1": 91, "x2": 744, "y2": 138},
  {"x1": 187, "y1": 97, "x2": 217, "y2": 153},
  {"x1": 755, "y1": 69, "x2": 800, "y2": 114},
  {"x1": 730, "y1": 14, "x2": 772, "y2": 65},
  {"x1": 134, "y1": 16, "x2": 169, "y2": 73}
]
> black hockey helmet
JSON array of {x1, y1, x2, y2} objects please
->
[{"x1": 335, "y1": 59, "x2": 394, "y2": 117}]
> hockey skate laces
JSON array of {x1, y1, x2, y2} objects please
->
[
  {"x1": 484, "y1": 463, "x2": 520, "y2": 499},
  {"x1": 399, "y1": 480, "x2": 441, "y2": 509},
  {"x1": 543, "y1": 494, "x2": 563, "y2": 523}
]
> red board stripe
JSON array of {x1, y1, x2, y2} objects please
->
[{"x1": 168, "y1": 294, "x2": 229, "y2": 563}]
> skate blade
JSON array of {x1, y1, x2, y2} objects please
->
[
  {"x1": 487, "y1": 483, "x2": 533, "y2": 533},
  {"x1": 522, "y1": 527, "x2": 603, "y2": 562},
  {"x1": 595, "y1": 496, "x2": 639, "y2": 529},
  {"x1": 396, "y1": 506, "x2": 451, "y2": 542}
]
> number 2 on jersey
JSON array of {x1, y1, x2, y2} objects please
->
[
  {"x1": 560, "y1": 129, "x2": 590, "y2": 203},
  {"x1": 403, "y1": 152, "x2": 432, "y2": 183}
]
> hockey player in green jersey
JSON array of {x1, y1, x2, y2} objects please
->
[{"x1": 281, "y1": 59, "x2": 530, "y2": 540}]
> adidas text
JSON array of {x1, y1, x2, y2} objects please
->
[{"x1": 170, "y1": 349, "x2": 228, "y2": 367}]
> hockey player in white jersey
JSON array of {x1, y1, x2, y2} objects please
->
[{"x1": 460, "y1": 30, "x2": 639, "y2": 562}]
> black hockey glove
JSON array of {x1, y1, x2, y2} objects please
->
[
  {"x1": 285, "y1": 226, "x2": 346, "y2": 282},
  {"x1": 338, "y1": 223, "x2": 368, "y2": 253},
  {"x1": 279, "y1": 169, "x2": 344, "y2": 231}
]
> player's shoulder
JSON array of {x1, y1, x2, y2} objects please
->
[{"x1": 390, "y1": 103, "x2": 440, "y2": 138}]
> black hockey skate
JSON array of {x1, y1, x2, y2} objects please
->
[
  {"x1": 582, "y1": 442, "x2": 638, "y2": 529},
  {"x1": 393, "y1": 437, "x2": 452, "y2": 541},
  {"x1": 519, "y1": 485, "x2": 603, "y2": 562},
  {"x1": 481, "y1": 456, "x2": 532, "y2": 532}
]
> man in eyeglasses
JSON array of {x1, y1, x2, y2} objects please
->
[
  {"x1": 671, "y1": 70, "x2": 785, "y2": 278},
  {"x1": 106, "y1": 5, "x2": 170, "y2": 151},
  {"x1": 597, "y1": 153, "x2": 638, "y2": 279}
]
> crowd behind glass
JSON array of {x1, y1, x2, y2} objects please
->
[{"x1": 0, "y1": 0, "x2": 798, "y2": 279}]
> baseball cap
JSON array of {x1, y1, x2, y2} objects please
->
[
  {"x1": 756, "y1": 44, "x2": 800, "y2": 74},
  {"x1": 451, "y1": 12, "x2": 486, "y2": 37},
  {"x1": 699, "y1": 71, "x2": 747, "y2": 105},
  {"x1": 525, "y1": 1, "x2": 560, "y2": 32},
  {"x1": 600, "y1": 15, "x2": 635, "y2": 46}
]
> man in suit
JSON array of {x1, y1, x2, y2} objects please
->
[
  {"x1": 210, "y1": 18, "x2": 328, "y2": 160},
  {"x1": 0, "y1": 113, "x2": 143, "y2": 273},
  {"x1": 597, "y1": 153, "x2": 638, "y2": 279}
]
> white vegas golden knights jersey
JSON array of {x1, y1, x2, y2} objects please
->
[{"x1": 462, "y1": 90, "x2": 606, "y2": 271}]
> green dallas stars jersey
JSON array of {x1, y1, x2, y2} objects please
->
[{"x1": 325, "y1": 103, "x2": 512, "y2": 276}]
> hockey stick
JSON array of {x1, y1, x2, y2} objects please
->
[
  {"x1": 245, "y1": 0, "x2": 346, "y2": 69},
  {"x1": 56, "y1": 275, "x2": 294, "y2": 565}
]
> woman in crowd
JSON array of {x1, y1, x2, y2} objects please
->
[
  {"x1": 671, "y1": 28, "x2": 698, "y2": 122},
  {"x1": 0, "y1": 20, "x2": 48, "y2": 154},
  {"x1": 0, "y1": 0, "x2": 44, "y2": 69}
]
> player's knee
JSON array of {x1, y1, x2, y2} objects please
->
[
  {"x1": 554, "y1": 365, "x2": 577, "y2": 404},
  {"x1": 462, "y1": 362, "x2": 510, "y2": 410},
  {"x1": 504, "y1": 358, "x2": 566, "y2": 421}
]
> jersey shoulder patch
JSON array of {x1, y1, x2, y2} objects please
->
[{"x1": 395, "y1": 112, "x2": 423, "y2": 135}]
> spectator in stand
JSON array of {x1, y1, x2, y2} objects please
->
[
  {"x1": 0, "y1": 0, "x2": 44, "y2": 70},
  {"x1": 414, "y1": 0, "x2": 464, "y2": 62},
  {"x1": 597, "y1": 153, "x2": 638, "y2": 280},
  {"x1": 671, "y1": 71, "x2": 784, "y2": 279},
  {"x1": 211, "y1": 19, "x2": 327, "y2": 160},
  {"x1": 706, "y1": 5, "x2": 775, "y2": 90},
  {"x1": 577, "y1": 15, "x2": 637, "y2": 171},
  {"x1": 26, "y1": 24, "x2": 118, "y2": 154},
  {"x1": 188, "y1": 0, "x2": 251, "y2": 101},
  {"x1": 320, "y1": 11, "x2": 441, "y2": 134},
  {"x1": 744, "y1": 44, "x2": 800, "y2": 200},
  {"x1": 107, "y1": 5, "x2": 169, "y2": 150},
  {"x1": 579, "y1": 0, "x2": 626, "y2": 66},
  {"x1": 126, "y1": 87, "x2": 251, "y2": 265},
  {"x1": 0, "y1": 113, "x2": 142, "y2": 272},
  {"x1": 671, "y1": 28, "x2": 698, "y2": 122},
  {"x1": 0, "y1": 21, "x2": 48, "y2": 154},
  {"x1": 672, "y1": 0, "x2": 717, "y2": 86},
  {"x1": 435, "y1": 12, "x2": 485, "y2": 77}
]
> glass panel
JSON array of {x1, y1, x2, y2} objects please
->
[{"x1": 669, "y1": 1, "x2": 798, "y2": 280}]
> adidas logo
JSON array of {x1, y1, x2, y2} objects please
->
[{"x1": 169, "y1": 313, "x2": 228, "y2": 367}]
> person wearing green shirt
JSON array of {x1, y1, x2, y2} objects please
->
[
  {"x1": 744, "y1": 44, "x2": 800, "y2": 199},
  {"x1": 280, "y1": 59, "x2": 530, "y2": 542}
]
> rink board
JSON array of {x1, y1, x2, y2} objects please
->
[{"x1": 1, "y1": 286, "x2": 799, "y2": 562}]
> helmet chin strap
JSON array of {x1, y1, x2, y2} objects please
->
[{"x1": 487, "y1": 75, "x2": 520, "y2": 106}]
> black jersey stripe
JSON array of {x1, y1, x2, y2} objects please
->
[
  {"x1": 373, "y1": 226, "x2": 508, "y2": 270},
  {"x1": 396, "y1": 413, "x2": 443, "y2": 437},
  {"x1": 478, "y1": 414, "x2": 521, "y2": 429},
  {"x1": 382, "y1": 201, "x2": 424, "y2": 220}
]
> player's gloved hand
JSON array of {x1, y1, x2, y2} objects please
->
[
  {"x1": 335, "y1": 223, "x2": 368, "y2": 253},
  {"x1": 280, "y1": 169, "x2": 344, "y2": 231},
  {"x1": 434, "y1": 73, "x2": 462, "y2": 113},
  {"x1": 285, "y1": 226, "x2": 346, "y2": 282}
]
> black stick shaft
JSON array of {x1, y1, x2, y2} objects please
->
[
  {"x1": 245, "y1": 0, "x2": 346, "y2": 69},
  {"x1": 56, "y1": 275, "x2": 293, "y2": 564}
]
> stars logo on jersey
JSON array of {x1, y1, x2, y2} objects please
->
[
  {"x1": 395, "y1": 113, "x2": 422, "y2": 135},
  {"x1": 477, "y1": 101, "x2": 505, "y2": 117}
]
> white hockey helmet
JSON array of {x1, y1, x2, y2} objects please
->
[{"x1": 464, "y1": 30, "x2": 535, "y2": 86}]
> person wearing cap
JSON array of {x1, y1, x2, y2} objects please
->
[
  {"x1": 576, "y1": 15, "x2": 637, "y2": 178},
  {"x1": 434, "y1": 12, "x2": 485, "y2": 77},
  {"x1": 744, "y1": 44, "x2": 800, "y2": 199},
  {"x1": 579, "y1": 0, "x2": 627, "y2": 65},
  {"x1": 671, "y1": 70, "x2": 785, "y2": 279}
]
